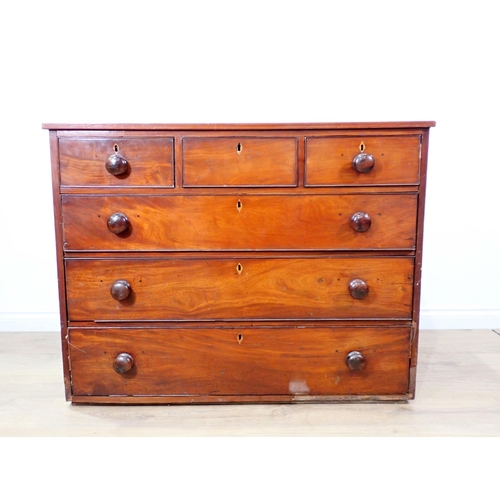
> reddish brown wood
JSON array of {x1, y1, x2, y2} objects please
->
[
  {"x1": 44, "y1": 121, "x2": 434, "y2": 404},
  {"x1": 59, "y1": 137, "x2": 174, "y2": 187},
  {"x1": 305, "y1": 136, "x2": 421, "y2": 186},
  {"x1": 68, "y1": 326, "x2": 411, "y2": 397},
  {"x1": 65, "y1": 257, "x2": 413, "y2": 321},
  {"x1": 408, "y1": 128, "x2": 432, "y2": 399},
  {"x1": 60, "y1": 185, "x2": 420, "y2": 197},
  {"x1": 61, "y1": 194, "x2": 418, "y2": 251},
  {"x1": 68, "y1": 320, "x2": 412, "y2": 330},
  {"x1": 49, "y1": 131, "x2": 72, "y2": 400},
  {"x1": 182, "y1": 137, "x2": 298, "y2": 187},
  {"x1": 43, "y1": 122, "x2": 436, "y2": 131},
  {"x1": 70, "y1": 394, "x2": 411, "y2": 403}
]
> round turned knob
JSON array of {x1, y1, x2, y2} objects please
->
[
  {"x1": 352, "y1": 153, "x2": 375, "y2": 173},
  {"x1": 113, "y1": 353, "x2": 134, "y2": 374},
  {"x1": 107, "y1": 212, "x2": 129, "y2": 234},
  {"x1": 110, "y1": 280, "x2": 131, "y2": 301},
  {"x1": 105, "y1": 153, "x2": 129, "y2": 176},
  {"x1": 350, "y1": 212, "x2": 372, "y2": 232},
  {"x1": 346, "y1": 351, "x2": 367, "y2": 371},
  {"x1": 349, "y1": 279, "x2": 369, "y2": 300}
]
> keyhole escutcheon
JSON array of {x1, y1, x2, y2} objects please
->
[
  {"x1": 359, "y1": 141, "x2": 365, "y2": 152},
  {"x1": 237, "y1": 333, "x2": 243, "y2": 344},
  {"x1": 236, "y1": 263, "x2": 243, "y2": 275},
  {"x1": 236, "y1": 199, "x2": 242, "y2": 212},
  {"x1": 236, "y1": 142, "x2": 242, "y2": 154}
]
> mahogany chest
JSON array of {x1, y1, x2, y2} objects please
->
[{"x1": 44, "y1": 122, "x2": 434, "y2": 403}]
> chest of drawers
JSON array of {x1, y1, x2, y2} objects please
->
[{"x1": 44, "y1": 122, "x2": 434, "y2": 403}]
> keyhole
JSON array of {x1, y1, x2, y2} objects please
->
[
  {"x1": 236, "y1": 263, "x2": 243, "y2": 275},
  {"x1": 237, "y1": 333, "x2": 243, "y2": 344},
  {"x1": 236, "y1": 199, "x2": 242, "y2": 212},
  {"x1": 359, "y1": 141, "x2": 365, "y2": 153},
  {"x1": 114, "y1": 143, "x2": 119, "y2": 153},
  {"x1": 236, "y1": 142, "x2": 242, "y2": 155}
]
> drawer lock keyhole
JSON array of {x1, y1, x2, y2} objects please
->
[
  {"x1": 237, "y1": 333, "x2": 243, "y2": 344},
  {"x1": 236, "y1": 142, "x2": 242, "y2": 155},
  {"x1": 236, "y1": 263, "x2": 243, "y2": 275},
  {"x1": 236, "y1": 199, "x2": 242, "y2": 212}
]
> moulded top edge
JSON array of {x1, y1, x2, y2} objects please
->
[{"x1": 41, "y1": 121, "x2": 436, "y2": 131}]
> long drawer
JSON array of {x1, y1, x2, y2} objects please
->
[
  {"x1": 65, "y1": 257, "x2": 414, "y2": 321},
  {"x1": 68, "y1": 326, "x2": 411, "y2": 397},
  {"x1": 61, "y1": 194, "x2": 418, "y2": 251}
]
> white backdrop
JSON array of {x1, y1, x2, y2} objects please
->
[{"x1": 1, "y1": 0, "x2": 499, "y2": 331}]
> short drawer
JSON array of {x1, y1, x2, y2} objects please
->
[
  {"x1": 305, "y1": 135, "x2": 420, "y2": 186},
  {"x1": 182, "y1": 137, "x2": 298, "y2": 187},
  {"x1": 59, "y1": 137, "x2": 174, "y2": 187},
  {"x1": 65, "y1": 257, "x2": 414, "y2": 321},
  {"x1": 68, "y1": 326, "x2": 411, "y2": 397},
  {"x1": 61, "y1": 194, "x2": 417, "y2": 251}
]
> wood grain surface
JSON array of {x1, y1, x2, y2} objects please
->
[
  {"x1": 305, "y1": 135, "x2": 420, "y2": 186},
  {"x1": 65, "y1": 256, "x2": 414, "y2": 321},
  {"x1": 182, "y1": 136, "x2": 298, "y2": 187},
  {"x1": 67, "y1": 326, "x2": 411, "y2": 397},
  {"x1": 61, "y1": 194, "x2": 418, "y2": 251},
  {"x1": 42, "y1": 121, "x2": 436, "y2": 130},
  {"x1": 59, "y1": 137, "x2": 174, "y2": 187}
]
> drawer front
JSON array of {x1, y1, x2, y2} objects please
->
[
  {"x1": 182, "y1": 137, "x2": 298, "y2": 187},
  {"x1": 68, "y1": 327, "x2": 411, "y2": 397},
  {"x1": 305, "y1": 136, "x2": 420, "y2": 186},
  {"x1": 66, "y1": 257, "x2": 414, "y2": 321},
  {"x1": 62, "y1": 194, "x2": 417, "y2": 251},
  {"x1": 59, "y1": 137, "x2": 174, "y2": 187}
]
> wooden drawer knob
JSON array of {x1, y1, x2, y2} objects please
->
[
  {"x1": 107, "y1": 212, "x2": 129, "y2": 234},
  {"x1": 105, "y1": 153, "x2": 129, "y2": 176},
  {"x1": 111, "y1": 280, "x2": 131, "y2": 301},
  {"x1": 349, "y1": 279, "x2": 369, "y2": 299},
  {"x1": 350, "y1": 212, "x2": 371, "y2": 232},
  {"x1": 113, "y1": 353, "x2": 134, "y2": 374},
  {"x1": 352, "y1": 153, "x2": 375, "y2": 173},
  {"x1": 346, "y1": 351, "x2": 367, "y2": 371}
]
